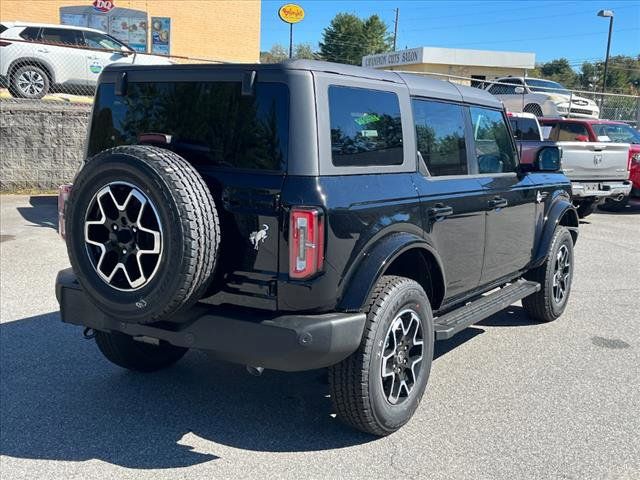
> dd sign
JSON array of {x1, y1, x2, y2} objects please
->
[
  {"x1": 278, "y1": 3, "x2": 304, "y2": 59},
  {"x1": 93, "y1": 0, "x2": 115, "y2": 13}
]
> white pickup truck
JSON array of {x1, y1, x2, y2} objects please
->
[{"x1": 538, "y1": 118, "x2": 632, "y2": 217}]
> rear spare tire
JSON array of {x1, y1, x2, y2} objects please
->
[{"x1": 65, "y1": 145, "x2": 220, "y2": 324}]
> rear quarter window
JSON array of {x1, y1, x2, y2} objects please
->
[
  {"x1": 88, "y1": 81, "x2": 289, "y2": 171},
  {"x1": 329, "y1": 86, "x2": 403, "y2": 167},
  {"x1": 19, "y1": 27, "x2": 41, "y2": 41},
  {"x1": 509, "y1": 117, "x2": 541, "y2": 141}
]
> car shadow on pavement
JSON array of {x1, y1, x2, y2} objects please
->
[
  {"x1": 1, "y1": 311, "x2": 377, "y2": 469},
  {"x1": 595, "y1": 199, "x2": 640, "y2": 215},
  {"x1": 477, "y1": 305, "x2": 540, "y2": 327},
  {"x1": 0, "y1": 310, "x2": 492, "y2": 469},
  {"x1": 16, "y1": 195, "x2": 58, "y2": 230}
]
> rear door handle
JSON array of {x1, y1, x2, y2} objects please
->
[
  {"x1": 488, "y1": 197, "x2": 508, "y2": 209},
  {"x1": 37, "y1": 48, "x2": 49, "y2": 53},
  {"x1": 428, "y1": 204, "x2": 454, "y2": 220}
]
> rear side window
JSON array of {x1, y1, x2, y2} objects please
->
[
  {"x1": 88, "y1": 81, "x2": 289, "y2": 172},
  {"x1": 552, "y1": 122, "x2": 589, "y2": 141},
  {"x1": 19, "y1": 27, "x2": 41, "y2": 41},
  {"x1": 412, "y1": 99, "x2": 467, "y2": 176},
  {"x1": 0, "y1": 24, "x2": 8, "y2": 34},
  {"x1": 41, "y1": 28, "x2": 83, "y2": 46},
  {"x1": 470, "y1": 107, "x2": 517, "y2": 174},
  {"x1": 509, "y1": 117, "x2": 541, "y2": 141},
  {"x1": 329, "y1": 86, "x2": 403, "y2": 167}
]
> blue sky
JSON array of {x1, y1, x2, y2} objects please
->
[{"x1": 261, "y1": 0, "x2": 640, "y2": 65}]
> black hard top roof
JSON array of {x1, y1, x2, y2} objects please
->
[{"x1": 104, "y1": 59, "x2": 501, "y2": 108}]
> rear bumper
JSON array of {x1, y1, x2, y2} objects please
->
[
  {"x1": 571, "y1": 180, "x2": 632, "y2": 199},
  {"x1": 56, "y1": 269, "x2": 366, "y2": 372}
]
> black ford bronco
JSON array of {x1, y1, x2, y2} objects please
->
[{"x1": 56, "y1": 60, "x2": 579, "y2": 436}]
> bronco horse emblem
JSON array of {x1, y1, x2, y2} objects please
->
[{"x1": 249, "y1": 224, "x2": 269, "y2": 250}]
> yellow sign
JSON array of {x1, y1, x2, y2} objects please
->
[{"x1": 278, "y1": 4, "x2": 305, "y2": 24}]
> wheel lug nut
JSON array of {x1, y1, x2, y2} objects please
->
[
  {"x1": 113, "y1": 225, "x2": 118, "y2": 230},
  {"x1": 122, "y1": 249, "x2": 126, "y2": 254}
]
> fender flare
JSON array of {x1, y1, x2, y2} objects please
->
[
  {"x1": 531, "y1": 195, "x2": 579, "y2": 268},
  {"x1": 8, "y1": 57, "x2": 56, "y2": 84},
  {"x1": 337, "y1": 232, "x2": 446, "y2": 312}
]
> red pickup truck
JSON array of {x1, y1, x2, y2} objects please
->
[{"x1": 540, "y1": 118, "x2": 639, "y2": 211}]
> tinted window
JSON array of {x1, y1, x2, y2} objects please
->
[
  {"x1": 488, "y1": 79, "x2": 522, "y2": 95},
  {"x1": 552, "y1": 122, "x2": 589, "y2": 141},
  {"x1": 0, "y1": 24, "x2": 8, "y2": 34},
  {"x1": 41, "y1": 28, "x2": 83, "y2": 46},
  {"x1": 84, "y1": 31, "x2": 127, "y2": 51},
  {"x1": 592, "y1": 123, "x2": 640, "y2": 144},
  {"x1": 89, "y1": 82, "x2": 289, "y2": 171},
  {"x1": 509, "y1": 117, "x2": 541, "y2": 141},
  {"x1": 19, "y1": 27, "x2": 40, "y2": 41},
  {"x1": 329, "y1": 86, "x2": 403, "y2": 167},
  {"x1": 470, "y1": 107, "x2": 517, "y2": 174},
  {"x1": 413, "y1": 99, "x2": 467, "y2": 176}
]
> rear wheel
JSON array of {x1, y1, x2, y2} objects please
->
[
  {"x1": 523, "y1": 103, "x2": 543, "y2": 117},
  {"x1": 329, "y1": 276, "x2": 434, "y2": 436},
  {"x1": 575, "y1": 200, "x2": 596, "y2": 218},
  {"x1": 95, "y1": 330, "x2": 188, "y2": 372},
  {"x1": 522, "y1": 227, "x2": 574, "y2": 322},
  {"x1": 10, "y1": 64, "x2": 50, "y2": 99}
]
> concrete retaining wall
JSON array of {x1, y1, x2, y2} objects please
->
[{"x1": 1, "y1": 101, "x2": 91, "y2": 191}]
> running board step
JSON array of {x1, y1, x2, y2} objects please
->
[{"x1": 434, "y1": 279, "x2": 540, "y2": 340}]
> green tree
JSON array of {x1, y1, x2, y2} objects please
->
[
  {"x1": 535, "y1": 58, "x2": 578, "y2": 87},
  {"x1": 260, "y1": 44, "x2": 288, "y2": 64},
  {"x1": 294, "y1": 43, "x2": 316, "y2": 60},
  {"x1": 319, "y1": 13, "x2": 393, "y2": 65}
]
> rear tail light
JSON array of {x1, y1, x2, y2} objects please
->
[
  {"x1": 630, "y1": 152, "x2": 640, "y2": 166},
  {"x1": 58, "y1": 184, "x2": 72, "y2": 240},
  {"x1": 289, "y1": 207, "x2": 325, "y2": 279}
]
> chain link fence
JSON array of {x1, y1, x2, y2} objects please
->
[
  {"x1": 0, "y1": 35, "x2": 223, "y2": 103},
  {"x1": 393, "y1": 70, "x2": 639, "y2": 127},
  {"x1": 1, "y1": 32, "x2": 639, "y2": 124}
]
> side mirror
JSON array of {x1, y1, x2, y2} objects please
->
[
  {"x1": 575, "y1": 135, "x2": 589, "y2": 142},
  {"x1": 536, "y1": 146, "x2": 562, "y2": 172},
  {"x1": 514, "y1": 86, "x2": 525, "y2": 94}
]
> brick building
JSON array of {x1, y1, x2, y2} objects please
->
[{"x1": 0, "y1": 0, "x2": 260, "y2": 62}]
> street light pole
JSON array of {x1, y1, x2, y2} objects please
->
[{"x1": 598, "y1": 10, "x2": 614, "y2": 94}]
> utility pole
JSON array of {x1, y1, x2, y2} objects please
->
[
  {"x1": 601, "y1": 15, "x2": 613, "y2": 93},
  {"x1": 392, "y1": 9, "x2": 399, "y2": 51}
]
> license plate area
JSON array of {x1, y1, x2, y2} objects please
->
[{"x1": 583, "y1": 183, "x2": 600, "y2": 192}]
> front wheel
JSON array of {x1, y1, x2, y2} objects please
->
[
  {"x1": 329, "y1": 275, "x2": 434, "y2": 436},
  {"x1": 522, "y1": 227, "x2": 574, "y2": 322}
]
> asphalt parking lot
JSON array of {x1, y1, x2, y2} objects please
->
[{"x1": 1, "y1": 194, "x2": 638, "y2": 480}]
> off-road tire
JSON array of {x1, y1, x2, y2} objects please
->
[
  {"x1": 95, "y1": 330, "x2": 188, "y2": 372},
  {"x1": 9, "y1": 64, "x2": 51, "y2": 99},
  {"x1": 575, "y1": 200, "x2": 596, "y2": 218},
  {"x1": 329, "y1": 275, "x2": 434, "y2": 436},
  {"x1": 523, "y1": 103, "x2": 544, "y2": 117},
  {"x1": 522, "y1": 227, "x2": 574, "y2": 322},
  {"x1": 65, "y1": 145, "x2": 220, "y2": 324}
]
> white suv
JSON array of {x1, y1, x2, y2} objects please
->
[
  {"x1": 0, "y1": 22, "x2": 172, "y2": 99},
  {"x1": 486, "y1": 77, "x2": 600, "y2": 119}
]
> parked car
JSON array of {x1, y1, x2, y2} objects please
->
[
  {"x1": 539, "y1": 117, "x2": 633, "y2": 217},
  {"x1": 56, "y1": 60, "x2": 578, "y2": 436},
  {"x1": 487, "y1": 77, "x2": 600, "y2": 119},
  {"x1": 0, "y1": 21, "x2": 172, "y2": 99},
  {"x1": 508, "y1": 112, "x2": 559, "y2": 164}
]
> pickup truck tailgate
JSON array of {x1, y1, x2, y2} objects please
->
[{"x1": 559, "y1": 142, "x2": 630, "y2": 181}]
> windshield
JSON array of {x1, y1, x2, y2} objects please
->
[
  {"x1": 526, "y1": 79, "x2": 570, "y2": 95},
  {"x1": 592, "y1": 123, "x2": 640, "y2": 144}
]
